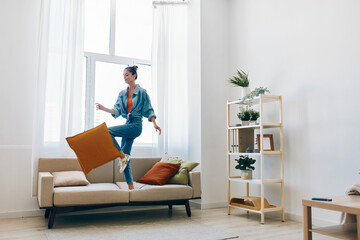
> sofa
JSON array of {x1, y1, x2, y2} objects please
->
[{"x1": 37, "y1": 157, "x2": 201, "y2": 229}]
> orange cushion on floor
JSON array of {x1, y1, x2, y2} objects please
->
[
  {"x1": 137, "y1": 162, "x2": 181, "y2": 185},
  {"x1": 66, "y1": 122, "x2": 120, "y2": 174}
]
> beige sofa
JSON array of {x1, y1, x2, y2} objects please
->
[{"x1": 37, "y1": 157, "x2": 201, "y2": 229}]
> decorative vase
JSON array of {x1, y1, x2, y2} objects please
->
[
  {"x1": 245, "y1": 146, "x2": 253, "y2": 153},
  {"x1": 241, "y1": 170, "x2": 253, "y2": 180},
  {"x1": 241, "y1": 87, "x2": 250, "y2": 98}
]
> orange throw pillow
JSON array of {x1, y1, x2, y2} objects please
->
[
  {"x1": 137, "y1": 162, "x2": 181, "y2": 185},
  {"x1": 66, "y1": 122, "x2": 120, "y2": 174}
]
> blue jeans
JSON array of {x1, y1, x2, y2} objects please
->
[{"x1": 108, "y1": 117, "x2": 142, "y2": 184}]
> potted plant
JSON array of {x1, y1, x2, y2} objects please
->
[
  {"x1": 228, "y1": 69, "x2": 250, "y2": 97},
  {"x1": 239, "y1": 87, "x2": 271, "y2": 106},
  {"x1": 237, "y1": 108, "x2": 251, "y2": 126},
  {"x1": 248, "y1": 109, "x2": 260, "y2": 125},
  {"x1": 254, "y1": 87, "x2": 270, "y2": 96},
  {"x1": 234, "y1": 155, "x2": 256, "y2": 179}
]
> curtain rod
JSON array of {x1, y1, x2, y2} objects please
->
[{"x1": 153, "y1": 1, "x2": 189, "y2": 6}]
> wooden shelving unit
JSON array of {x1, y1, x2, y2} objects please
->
[{"x1": 226, "y1": 94, "x2": 285, "y2": 224}]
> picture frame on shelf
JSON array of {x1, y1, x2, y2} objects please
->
[{"x1": 257, "y1": 134, "x2": 274, "y2": 151}]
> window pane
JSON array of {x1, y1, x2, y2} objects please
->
[
  {"x1": 115, "y1": 0, "x2": 152, "y2": 60},
  {"x1": 94, "y1": 62, "x2": 153, "y2": 145},
  {"x1": 94, "y1": 62, "x2": 127, "y2": 128},
  {"x1": 84, "y1": 0, "x2": 110, "y2": 54}
]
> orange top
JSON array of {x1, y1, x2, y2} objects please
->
[{"x1": 127, "y1": 96, "x2": 133, "y2": 113}]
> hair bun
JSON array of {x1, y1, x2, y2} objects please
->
[{"x1": 133, "y1": 65, "x2": 138, "y2": 70}]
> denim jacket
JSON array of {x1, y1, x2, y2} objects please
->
[{"x1": 112, "y1": 84, "x2": 156, "y2": 122}]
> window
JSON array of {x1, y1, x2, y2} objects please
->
[{"x1": 84, "y1": 0, "x2": 153, "y2": 145}]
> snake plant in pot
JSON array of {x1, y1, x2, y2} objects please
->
[{"x1": 228, "y1": 69, "x2": 250, "y2": 98}]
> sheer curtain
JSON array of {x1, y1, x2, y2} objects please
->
[
  {"x1": 32, "y1": 0, "x2": 84, "y2": 195},
  {"x1": 151, "y1": 3, "x2": 189, "y2": 159}
]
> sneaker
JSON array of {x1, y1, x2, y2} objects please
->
[{"x1": 119, "y1": 154, "x2": 130, "y2": 173}]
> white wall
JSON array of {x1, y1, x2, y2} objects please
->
[
  {"x1": 0, "y1": 0, "x2": 41, "y2": 216},
  {"x1": 227, "y1": 0, "x2": 360, "y2": 223},
  {"x1": 199, "y1": 0, "x2": 230, "y2": 207}
]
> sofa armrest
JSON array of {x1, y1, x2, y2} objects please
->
[
  {"x1": 38, "y1": 172, "x2": 54, "y2": 208},
  {"x1": 189, "y1": 171, "x2": 201, "y2": 198}
]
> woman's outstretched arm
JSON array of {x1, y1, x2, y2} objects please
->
[
  {"x1": 151, "y1": 117, "x2": 161, "y2": 135},
  {"x1": 96, "y1": 103, "x2": 115, "y2": 115}
]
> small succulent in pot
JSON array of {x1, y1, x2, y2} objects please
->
[
  {"x1": 248, "y1": 109, "x2": 260, "y2": 121},
  {"x1": 237, "y1": 109, "x2": 251, "y2": 121},
  {"x1": 234, "y1": 155, "x2": 256, "y2": 179},
  {"x1": 234, "y1": 155, "x2": 256, "y2": 171}
]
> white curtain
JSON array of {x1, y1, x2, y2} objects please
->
[
  {"x1": 151, "y1": 3, "x2": 189, "y2": 160},
  {"x1": 32, "y1": 0, "x2": 84, "y2": 195}
]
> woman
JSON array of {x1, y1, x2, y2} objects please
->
[{"x1": 96, "y1": 66, "x2": 161, "y2": 190}]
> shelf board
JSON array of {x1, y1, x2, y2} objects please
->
[
  {"x1": 228, "y1": 123, "x2": 281, "y2": 130},
  {"x1": 228, "y1": 151, "x2": 281, "y2": 156},
  {"x1": 228, "y1": 152, "x2": 261, "y2": 156},
  {"x1": 228, "y1": 95, "x2": 281, "y2": 106},
  {"x1": 263, "y1": 207, "x2": 283, "y2": 213},
  {"x1": 228, "y1": 204, "x2": 283, "y2": 214},
  {"x1": 310, "y1": 223, "x2": 357, "y2": 240},
  {"x1": 229, "y1": 178, "x2": 283, "y2": 184}
]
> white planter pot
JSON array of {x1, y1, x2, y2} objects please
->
[
  {"x1": 241, "y1": 121, "x2": 249, "y2": 126},
  {"x1": 241, "y1": 170, "x2": 253, "y2": 180},
  {"x1": 249, "y1": 121, "x2": 257, "y2": 126},
  {"x1": 241, "y1": 87, "x2": 250, "y2": 98}
]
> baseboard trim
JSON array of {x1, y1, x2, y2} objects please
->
[
  {"x1": 189, "y1": 199, "x2": 202, "y2": 209},
  {"x1": 198, "y1": 201, "x2": 228, "y2": 209},
  {"x1": 0, "y1": 209, "x2": 44, "y2": 219}
]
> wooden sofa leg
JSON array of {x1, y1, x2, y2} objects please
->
[
  {"x1": 185, "y1": 200, "x2": 191, "y2": 217},
  {"x1": 168, "y1": 205, "x2": 173, "y2": 210},
  {"x1": 44, "y1": 208, "x2": 51, "y2": 219},
  {"x1": 48, "y1": 207, "x2": 57, "y2": 229}
]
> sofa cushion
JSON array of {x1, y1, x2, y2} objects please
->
[
  {"x1": 52, "y1": 171, "x2": 89, "y2": 187},
  {"x1": 137, "y1": 162, "x2": 181, "y2": 185},
  {"x1": 38, "y1": 158, "x2": 114, "y2": 184},
  {"x1": 54, "y1": 183, "x2": 128, "y2": 206},
  {"x1": 116, "y1": 182, "x2": 193, "y2": 202},
  {"x1": 159, "y1": 153, "x2": 199, "y2": 185},
  {"x1": 66, "y1": 122, "x2": 120, "y2": 174},
  {"x1": 166, "y1": 159, "x2": 199, "y2": 185}
]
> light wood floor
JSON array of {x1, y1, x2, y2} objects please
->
[{"x1": 0, "y1": 206, "x2": 333, "y2": 240}]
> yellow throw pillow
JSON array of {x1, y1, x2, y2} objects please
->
[{"x1": 66, "y1": 122, "x2": 120, "y2": 174}]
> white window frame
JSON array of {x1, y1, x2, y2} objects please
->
[{"x1": 83, "y1": 0, "x2": 152, "y2": 136}]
